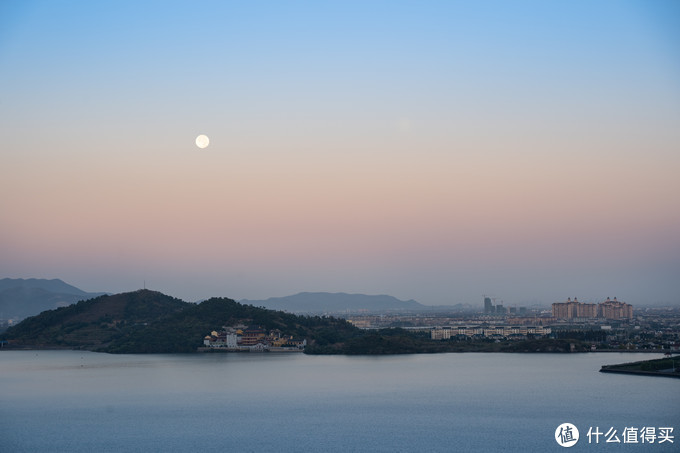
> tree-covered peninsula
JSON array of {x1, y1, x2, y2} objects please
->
[
  {"x1": 1, "y1": 290, "x2": 360, "y2": 353},
  {"x1": 1, "y1": 289, "x2": 596, "y2": 355}
]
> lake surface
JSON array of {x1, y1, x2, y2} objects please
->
[{"x1": 1, "y1": 351, "x2": 677, "y2": 452}]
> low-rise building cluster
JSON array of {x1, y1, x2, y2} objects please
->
[
  {"x1": 431, "y1": 325, "x2": 551, "y2": 340},
  {"x1": 203, "y1": 325, "x2": 306, "y2": 351}
]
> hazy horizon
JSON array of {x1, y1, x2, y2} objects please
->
[{"x1": 2, "y1": 1, "x2": 679, "y2": 306}]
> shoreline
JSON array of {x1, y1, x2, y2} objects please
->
[
  {"x1": 599, "y1": 355, "x2": 680, "y2": 379},
  {"x1": 599, "y1": 368, "x2": 680, "y2": 379},
  {"x1": 1, "y1": 345, "x2": 675, "y2": 356},
  {"x1": 197, "y1": 346, "x2": 304, "y2": 353}
]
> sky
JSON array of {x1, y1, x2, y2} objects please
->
[{"x1": 1, "y1": 0, "x2": 679, "y2": 306}]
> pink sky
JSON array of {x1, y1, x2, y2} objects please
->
[{"x1": 1, "y1": 1, "x2": 679, "y2": 305}]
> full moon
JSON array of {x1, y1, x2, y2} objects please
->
[{"x1": 195, "y1": 134, "x2": 210, "y2": 149}]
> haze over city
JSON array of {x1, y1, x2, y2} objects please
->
[{"x1": 1, "y1": 1, "x2": 679, "y2": 306}]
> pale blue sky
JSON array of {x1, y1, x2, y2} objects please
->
[{"x1": 1, "y1": 1, "x2": 679, "y2": 305}]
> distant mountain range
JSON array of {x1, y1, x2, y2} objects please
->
[
  {"x1": 240, "y1": 292, "x2": 427, "y2": 313},
  {"x1": 1, "y1": 278, "x2": 473, "y2": 322},
  {"x1": 0, "y1": 278, "x2": 107, "y2": 320}
]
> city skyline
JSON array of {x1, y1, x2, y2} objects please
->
[{"x1": 1, "y1": 1, "x2": 679, "y2": 306}]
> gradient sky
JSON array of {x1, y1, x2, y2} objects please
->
[{"x1": 1, "y1": 0, "x2": 679, "y2": 306}]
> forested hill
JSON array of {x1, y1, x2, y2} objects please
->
[
  {"x1": 1, "y1": 290, "x2": 188, "y2": 351},
  {"x1": 1, "y1": 289, "x2": 360, "y2": 353}
]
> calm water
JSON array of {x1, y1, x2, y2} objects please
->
[{"x1": 0, "y1": 351, "x2": 677, "y2": 452}]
